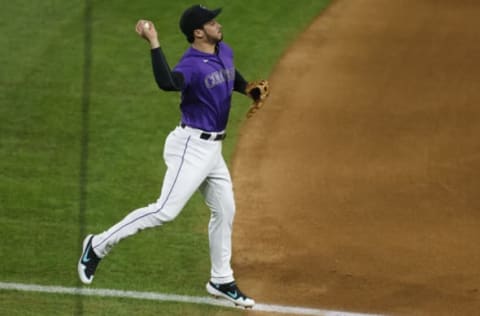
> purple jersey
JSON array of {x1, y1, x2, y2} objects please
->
[{"x1": 173, "y1": 42, "x2": 235, "y2": 132}]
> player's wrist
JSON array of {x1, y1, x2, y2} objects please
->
[{"x1": 149, "y1": 38, "x2": 160, "y2": 49}]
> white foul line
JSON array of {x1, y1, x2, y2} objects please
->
[{"x1": 0, "y1": 281, "x2": 382, "y2": 316}]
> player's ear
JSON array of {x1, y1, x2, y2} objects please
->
[{"x1": 193, "y1": 28, "x2": 204, "y2": 40}]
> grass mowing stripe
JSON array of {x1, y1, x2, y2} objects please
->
[
  {"x1": 79, "y1": 0, "x2": 93, "y2": 246},
  {"x1": 77, "y1": 0, "x2": 93, "y2": 315},
  {"x1": 0, "y1": 282, "x2": 382, "y2": 316}
]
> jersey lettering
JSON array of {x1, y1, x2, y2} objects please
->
[{"x1": 204, "y1": 67, "x2": 235, "y2": 88}]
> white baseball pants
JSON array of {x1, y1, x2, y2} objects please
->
[{"x1": 91, "y1": 126, "x2": 235, "y2": 284}]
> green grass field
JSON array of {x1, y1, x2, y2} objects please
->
[{"x1": 0, "y1": 1, "x2": 330, "y2": 314}]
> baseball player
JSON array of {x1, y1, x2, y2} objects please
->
[{"x1": 77, "y1": 5, "x2": 269, "y2": 308}]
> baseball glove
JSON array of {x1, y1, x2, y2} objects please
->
[{"x1": 245, "y1": 80, "x2": 270, "y2": 118}]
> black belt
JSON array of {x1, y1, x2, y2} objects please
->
[{"x1": 180, "y1": 124, "x2": 226, "y2": 141}]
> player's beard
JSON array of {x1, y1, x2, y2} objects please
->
[{"x1": 205, "y1": 30, "x2": 223, "y2": 44}]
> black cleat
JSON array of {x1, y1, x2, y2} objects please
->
[
  {"x1": 206, "y1": 281, "x2": 255, "y2": 308},
  {"x1": 77, "y1": 234, "x2": 101, "y2": 284}
]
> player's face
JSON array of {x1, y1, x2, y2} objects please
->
[{"x1": 203, "y1": 19, "x2": 223, "y2": 43}]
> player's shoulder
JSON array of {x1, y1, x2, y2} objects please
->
[
  {"x1": 175, "y1": 48, "x2": 197, "y2": 68},
  {"x1": 218, "y1": 42, "x2": 233, "y2": 56}
]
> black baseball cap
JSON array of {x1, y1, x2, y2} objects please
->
[{"x1": 179, "y1": 5, "x2": 222, "y2": 43}]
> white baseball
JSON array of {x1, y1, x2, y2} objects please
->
[{"x1": 143, "y1": 22, "x2": 150, "y2": 30}]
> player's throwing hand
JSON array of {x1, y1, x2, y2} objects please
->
[{"x1": 135, "y1": 19, "x2": 159, "y2": 47}]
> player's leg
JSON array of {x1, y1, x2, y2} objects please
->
[
  {"x1": 200, "y1": 155, "x2": 255, "y2": 307},
  {"x1": 91, "y1": 133, "x2": 208, "y2": 254},
  {"x1": 200, "y1": 163, "x2": 235, "y2": 284},
  {"x1": 78, "y1": 130, "x2": 215, "y2": 284}
]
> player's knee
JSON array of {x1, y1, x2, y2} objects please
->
[
  {"x1": 154, "y1": 207, "x2": 182, "y2": 223},
  {"x1": 156, "y1": 212, "x2": 178, "y2": 223},
  {"x1": 214, "y1": 205, "x2": 235, "y2": 221},
  {"x1": 146, "y1": 202, "x2": 181, "y2": 223}
]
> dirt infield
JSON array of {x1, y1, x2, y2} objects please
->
[{"x1": 232, "y1": 1, "x2": 480, "y2": 315}]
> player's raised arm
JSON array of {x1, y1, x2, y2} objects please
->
[{"x1": 136, "y1": 19, "x2": 184, "y2": 91}]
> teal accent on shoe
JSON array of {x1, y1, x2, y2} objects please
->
[
  {"x1": 82, "y1": 244, "x2": 91, "y2": 263},
  {"x1": 227, "y1": 290, "x2": 238, "y2": 299}
]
